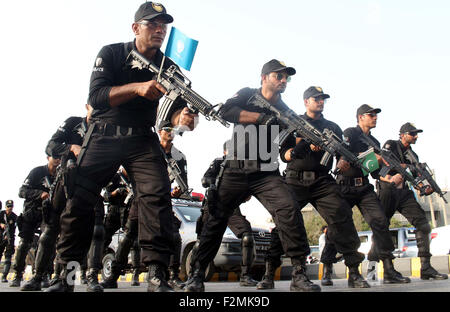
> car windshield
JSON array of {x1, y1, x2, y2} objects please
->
[{"x1": 174, "y1": 205, "x2": 202, "y2": 222}]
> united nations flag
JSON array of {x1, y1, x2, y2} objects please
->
[{"x1": 165, "y1": 27, "x2": 199, "y2": 71}]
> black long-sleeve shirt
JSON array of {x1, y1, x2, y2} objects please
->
[
  {"x1": 19, "y1": 166, "x2": 53, "y2": 211},
  {"x1": 89, "y1": 40, "x2": 185, "y2": 127},
  {"x1": 339, "y1": 125, "x2": 381, "y2": 179},
  {"x1": 45, "y1": 116, "x2": 85, "y2": 158},
  {"x1": 280, "y1": 113, "x2": 342, "y2": 173},
  {"x1": 0, "y1": 211, "x2": 17, "y2": 240},
  {"x1": 219, "y1": 87, "x2": 289, "y2": 169},
  {"x1": 382, "y1": 140, "x2": 420, "y2": 189}
]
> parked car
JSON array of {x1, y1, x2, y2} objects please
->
[
  {"x1": 357, "y1": 227, "x2": 418, "y2": 258},
  {"x1": 430, "y1": 225, "x2": 450, "y2": 256},
  {"x1": 102, "y1": 197, "x2": 271, "y2": 282}
]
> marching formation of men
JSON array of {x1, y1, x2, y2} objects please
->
[{"x1": 0, "y1": 2, "x2": 447, "y2": 293}]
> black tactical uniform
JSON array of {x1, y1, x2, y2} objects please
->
[
  {"x1": 101, "y1": 145, "x2": 187, "y2": 290},
  {"x1": 374, "y1": 124, "x2": 447, "y2": 280},
  {"x1": 263, "y1": 106, "x2": 368, "y2": 289},
  {"x1": 48, "y1": 27, "x2": 187, "y2": 291},
  {"x1": 0, "y1": 201, "x2": 18, "y2": 282},
  {"x1": 10, "y1": 165, "x2": 54, "y2": 287},
  {"x1": 192, "y1": 156, "x2": 258, "y2": 286},
  {"x1": 321, "y1": 120, "x2": 410, "y2": 285},
  {"x1": 21, "y1": 116, "x2": 106, "y2": 292},
  {"x1": 102, "y1": 172, "x2": 141, "y2": 286},
  {"x1": 185, "y1": 81, "x2": 318, "y2": 292}
]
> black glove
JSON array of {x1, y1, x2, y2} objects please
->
[
  {"x1": 256, "y1": 113, "x2": 277, "y2": 126},
  {"x1": 291, "y1": 140, "x2": 311, "y2": 159}
]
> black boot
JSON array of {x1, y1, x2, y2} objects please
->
[
  {"x1": 168, "y1": 267, "x2": 184, "y2": 290},
  {"x1": 9, "y1": 272, "x2": 22, "y2": 287},
  {"x1": 348, "y1": 264, "x2": 370, "y2": 288},
  {"x1": 239, "y1": 273, "x2": 258, "y2": 287},
  {"x1": 290, "y1": 259, "x2": 321, "y2": 292},
  {"x1": 147, "y1": 263, "x2": 174, "y2": 292},
  {"x1": 383, "y1": 258, "x2": 411, "y2": 284},
  {"x1": 184, "y1": 261, "x2": 205, "y2": 292},
  {"x1": 44, "y1": 278, "x2": 75, "y2": 292},
  {"x1": 321, "y1": 263, "x2": 334, "y2": 286},
  {"x1": 41, "y1": 273, "x2": 51, "y2": 288},
  {"x1": 256, "y1": 261, "x2": 277, "y2": 290},
  {"x1": 130, "y1": 268, "x2": 140, "y2": 286},
  {"x1": 86, "y1": 268, "x2": 104, "y2": 292},
  {"x1": 80, "y1": 269, "x2": 88, "y2": 285},
  {"x1": 420, "y1": 257, "x2": 448, "y2": 280},
  {"x1": 44, "y1": 266, "x2": 75, "y2": 292},
  {"x1": 2, "y1": 262, "x2": 11, "y2": 283},
  {"x1": 239, "y1": 233, "x2": 257, "y2": 287},
  {"x1": 21, "y1": 273, "x2": 43, "y2": 291}
]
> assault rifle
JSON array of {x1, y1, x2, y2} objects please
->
[
  {"x1": 359, "y1": 134, "x2": 428, "y2": 194},
  {"x1": 250, "y1": 93, "x2": 370, "y2": 172},
  {"x1": 161, "y1": 148, "x2": 192, "y2": 198},
  {"x1": 117, "y1": 170, "x2": 134, "y2": 206},
  {"x1": 404, "y1": 149, "x2": 448, "y2": 203},
  {"x1": 1, "y1": 212, "x2": 11, "y2": 243},
  {"x1": 126, "y1": 50, "x2": 230, "y2": 129}
]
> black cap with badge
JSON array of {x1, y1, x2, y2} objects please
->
[
  {"x1": 303, "y1": 86, "x2": 330, "y2": 100},
  {"x1": 399, "y1": 122, "x2": 423, "y2": 134},
  {"x1": 5, "y1": 200, "x2": 13, "y2": 207},
  {"x1": 135, "y1": 2, "x2": 173, "y2": 23},
  {"x1": 356, "y1": 104, "x2": 381, "y2": 118},
  {"x1": 261, "y1": 59, "x2": 296, "y2": 76}
]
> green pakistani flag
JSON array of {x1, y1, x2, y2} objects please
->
[{"x1": 358, "y1": 148, "x2": 379, "y2": 176}]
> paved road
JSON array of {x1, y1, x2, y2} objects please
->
[{"x1": 1, "y1": 277, "x2": 449, "y2": 292}]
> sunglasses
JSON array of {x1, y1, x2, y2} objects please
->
[
  {"x1": 363, "y1": 112, "x2": 377, "y2": 117},
  {"x1": 138, "y1": 20, "x2": 168, "y2": 31},
  {"x1": 273, "y1": 72, "x2": 291, "y2": 82},
  {"x1": 161, "y1": 127, "x2": 174, "y2": 133}
]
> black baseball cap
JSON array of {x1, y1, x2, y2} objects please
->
[
  {"x1": 303, "y1": 86, "x2": 330, "y2": 100},
  {"x1": 400, "y1": 122, "x2": 423, "y2": 134},
  {"x1": 5, "y1": 200, "x2": 13, "y2": 207},
  {"x1": 135, "y1": 2, "x2": 173, "y2": 23},
  {"x1": 261, "y1": 59, "x2": 296, "y2": 76},
  {"x1": 157, "y1": 119, "x2": 172, "y2": 130},
  {"x1": 356, "y1": 104, "x2": 381, "y2": 117}
]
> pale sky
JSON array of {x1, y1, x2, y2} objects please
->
[{"x1": 1, "y1": 0, "x2": 449, "y2": 228}]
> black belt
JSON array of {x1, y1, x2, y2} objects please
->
[
  {"x1": 225, "y1": 160, "x2": 260, "y2": 170},
  {"x1": 285, "y1": 170, "x2": 328, "y2": 181},
  {"x1": 336, "y1": 176, "x2": 369, "y2": 187},
  {"x1": 94, "y1": 123, "x2": 154, "y2": 136}
]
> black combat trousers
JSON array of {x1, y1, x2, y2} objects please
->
[
  {"x1": 0, "y1": 237, "x2": 15, "y2": 266},
  {"x1": 321, "y1": 182, "x2": 395, "y2": 263},
  {"x1": 13, "y1": 207, "x2": 44, "y2": 274},
  {"x1": 195, "y1": 168, "x2": 310, "y2": 269},
  {"x1": 370, "y1": 181, "x2": 432, "y2": 259},
  {"x1": 33, "y1": 176, "x2": 66, "y2": 275},
  {"x1": 103, "y1": 204, "x2": 130, "y2": 250},
  {"x1": 200, "y1": 205, "x2": 252, "y2": 239},
  {"x1": 268, "y1": 175, "x2": 365, "y2": 268},
  {"x1": 57, "y1": 131, "x2": 174, "y2": 267}
]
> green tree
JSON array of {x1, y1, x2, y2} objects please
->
[{"x1": 302, "y1": 212, "x2": 326, "y2": 245}]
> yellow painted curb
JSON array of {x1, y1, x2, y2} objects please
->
[
  {"x1": 378, "y1": 260, "x2": 384, "y2": 279},
  {"x1": 318, "y1": 263, "x2": 323, "y2": 280},
  {"x1": 411, "y1": 257, "x2": 421, "y2": 277}
]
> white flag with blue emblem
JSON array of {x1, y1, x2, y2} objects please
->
[{"x1": 165, "y1": 27, "x2": 198, "y2": 71}]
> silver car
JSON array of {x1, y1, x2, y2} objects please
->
[{"x1": 102, "y1": 198, "x2": 271, "y2": 282}]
